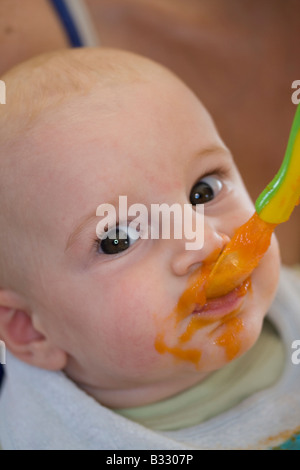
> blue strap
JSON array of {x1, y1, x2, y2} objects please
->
[
  {"x1": 48, "y1": 0, "x2": 84, "y2": 47},
  {"x1": 0, "y1": 365, "x2": 3, "y2": 387}
]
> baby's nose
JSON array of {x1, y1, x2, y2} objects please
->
[{"x1": 171, "y1": 225, "x2": 230, "y2": 277}]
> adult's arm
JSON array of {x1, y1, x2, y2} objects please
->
[{"x1": 0, "y1": 0, "x2": 69, "y2": 75}]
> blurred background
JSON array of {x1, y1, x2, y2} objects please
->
[{"x1": 0, "y1": 0, "x2": 299, "y2": 265}]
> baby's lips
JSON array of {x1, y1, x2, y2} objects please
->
[{"x1": 193, "y1": 277, "x2": 250, "y2": 319}]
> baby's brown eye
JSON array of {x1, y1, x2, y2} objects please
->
[
  {"x1": 99, "y1": 226, "x2": 139, "y2": 255},
  {"x1": 190, "y1": 176, "x2": 222, "y2": 205}
]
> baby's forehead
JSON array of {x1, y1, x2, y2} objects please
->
[
  {"x1": 0, "y1": 47, "x2": 213, "y2": 152},
  {"x1": 0, "y1": 50, "x2": 153, "y2": 179},
  {"x1": 3, "y1": 75, "x2": 221, "y2": 197},
  {"x1": 0, "y1": 56, "x2": 129, "y2": 134}
]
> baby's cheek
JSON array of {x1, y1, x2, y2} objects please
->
[
  {"x1": 106, "y1": 321, "x2": 163, "y2": 378},
  {"x1": 254, "y1": 234, "x2": 280, "y2": 303},
  {"x1": 103, "y1": 277, "x2": 166, "y2": 374}
]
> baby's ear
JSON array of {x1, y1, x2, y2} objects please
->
[{"x1": 0, "y1": 289, "x2": 67, "y2": 370}]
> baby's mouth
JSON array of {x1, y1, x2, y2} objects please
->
[{"x1": 191, "y1": 279, "x2": 250, "y2": 321}]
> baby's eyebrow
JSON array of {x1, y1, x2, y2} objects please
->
[
  {"x1": 65, "y1": 211, "x2": 98, "y2": 252},
  {"x1": 195, "y1": 144, "x2": 232, "y2": 160}
]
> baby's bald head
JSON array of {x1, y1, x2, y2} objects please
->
[
  {"x1": 0, "y1": 48, "x2": 173, "y2": 293},
  {"x1": 0, "y1": 47, "x2": 160, "y2": 140}
]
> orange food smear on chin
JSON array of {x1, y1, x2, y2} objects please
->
[
  {"x1": 154, "y1": 250, "x2": 220, "y2": 367},
  {"x1": 155, "y1": 212, "x2": 274, "y2": 367},
  {"x1": 155, "y1": 250, "x2": 251, "y2": 367},
  {"x1": 155, "y1": 334, "x2": 202, "y2": 367},
  {"x1": 179, "y1": 279, "x2": 251, "y2": 344},
  {"x1": 215, "y1": 317, "x2": 244, "y2": 361}
]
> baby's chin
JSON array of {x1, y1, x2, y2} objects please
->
[
  {"x1": 187, "y1": 256, "x2": 280, "y2": 372},
  {"x1": 189, "y1": 301, "x2": 264, "y2": 373}
]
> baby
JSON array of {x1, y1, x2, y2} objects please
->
[{"x1": 0, "y1": 48, "x2": 299, "y2": 450}]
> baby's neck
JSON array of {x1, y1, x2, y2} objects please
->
[{"x1": 73, "y1": 371, "x2": 210, "y2": 409}]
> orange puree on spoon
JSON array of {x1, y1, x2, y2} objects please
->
[{"x1": 205, "y1": 212, "x2": 277, "y2": 299}]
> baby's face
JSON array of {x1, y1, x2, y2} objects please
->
[{"x1": 15, "y1": 70, "x2": 280, "y2": 407}]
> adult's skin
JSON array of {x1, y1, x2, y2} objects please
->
[
  {"x1": 0, "y1": 0, "x2": 68, "y2": 74},
  {"x1": 1, "y1": 0, "x2": 299, "y2": 264}
]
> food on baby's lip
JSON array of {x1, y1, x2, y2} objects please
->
[{"x1": 205, "y1": 104, "x2": 300, "y2": 299}]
